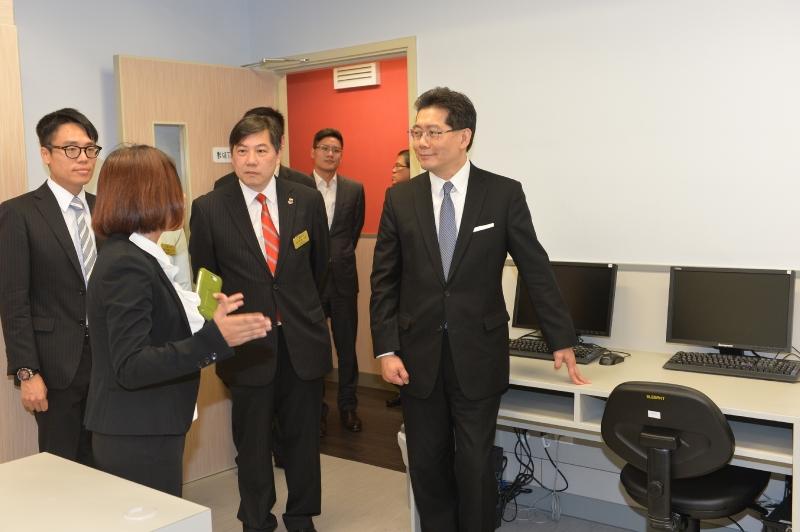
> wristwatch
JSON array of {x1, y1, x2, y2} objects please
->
[{"x1": 16, "y1": 368, "x2": 39, "y2": 381}]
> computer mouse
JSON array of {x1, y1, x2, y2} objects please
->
[{"x1": 599, "y1": 353, "x2": 625, "y2": 365}]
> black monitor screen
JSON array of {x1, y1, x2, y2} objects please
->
[
  {"x1": 666, "y1": 267, "x2": 795, "y2": 352},
  {"x1": 513, "y1": 262, "x2": 617, "y2": 337}
]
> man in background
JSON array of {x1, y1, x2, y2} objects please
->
[
  {"x1": 0, "y1": 108, "x2": 101, "y2": 464},
  {"x1": 311, "y1": 128, "x2": 365, "y2": 433}
]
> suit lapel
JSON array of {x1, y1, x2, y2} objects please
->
[
  {"x1": 448, "y1": 165, "x2": 488, "y2": 282},
  {"x1": 221, "y1": 184, "x2": 269, "y2": 271},
  {"x1": 136, "y1": 242, "x2": 192, "y2": 332},
  {"x1": 275, "y1": 178, "x2": 296, "y2": 278},
  {"x1": 329, "y1": 175, "x2": 345, "y2": 231},
  {"x1": 33, "y1": 184, "x2": 83, "y2": 279},
  {"x1": 412, "y1": 173, "x2": 446, "y2": 286}
]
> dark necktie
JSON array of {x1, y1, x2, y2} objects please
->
[{"x1": 438, "y1": 181, "x2": 456, "y2": 278}]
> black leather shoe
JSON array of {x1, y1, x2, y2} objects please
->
[
  {"x1": 385, "y1": 393, "x2": 402, "y2": 408},
  {"x1": 288, "y1": 528, "x2": 316, "y2": 532},
  {"x1": 341, "y1": 410, "x2": 362, "y2": 432}
]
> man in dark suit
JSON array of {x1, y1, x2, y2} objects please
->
[
  {"x1": 214, "y1": 107, "x2": 314, "y2": 191},
  {"x1": 370, "y1": 87, "x2": 589, "y2": 532},
  {"x1": 190, "y1": 114, "x2": 330, "y2": 532},
  {"x1": 0, "y1": 108, "x2": 102, "y2": 464},
  {"x1": 311, "y1": 128, "x2": 365, "y2": 433}
]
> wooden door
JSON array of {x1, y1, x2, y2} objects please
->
[{"x1": 116, "y1": 55, "x2": 277, "y2": 481}]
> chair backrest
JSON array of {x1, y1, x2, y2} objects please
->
[{"x1": 601, "y1": 381, "x2": 734, "y2": 479}]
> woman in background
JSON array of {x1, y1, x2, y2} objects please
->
[
  {"x1": 85, "y1": 145, "x2": 270, "y2": 496},
  {"x1": 391, "y1": 149, "x2": 411, "y2": 186}
]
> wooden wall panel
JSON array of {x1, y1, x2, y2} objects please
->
[
  {"x1": 116, "y1": 55, "x2": 277, "y2": 482},
  {"x1": 0, "y1": 0, "x2": 39, "y2": 465}
]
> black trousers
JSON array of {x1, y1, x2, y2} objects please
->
[
  {"x1": 93, "y1": 432, "x2": 185, "y2": 496},
  {"x1": 402, "y1": 335, "x2": 502, "y2": 532},
  {"x1": 34, "y1": 335, "x2": 92, "y2": 465},
  {"x1": 321, "y1": 293, "x2": 359, "y2": 411},
  {"x1": 230, "y1": 328, "x2": 323, "y2": 532}
]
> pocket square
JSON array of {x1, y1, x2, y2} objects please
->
[{"x1": 473, "y1": 223, "x2": 494, "y2": 233}]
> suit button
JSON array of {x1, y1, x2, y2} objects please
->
[
  {"x1": 273, "y1": 284, "x2": 279, "y2": 291},
  {"x1": 79, "y1": 319, "x2": 86, "y2": 326},
  {"x1": 444, "y1": 290, "x2": 450, "y2": 297},
  {"x1": 79, "y1": 288, "x2": 86, "y2": 295},
  {"x1": 210, "y1": 353, "x2": 217, "y2": 361}
]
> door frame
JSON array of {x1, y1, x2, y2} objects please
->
[{"x1": 256, "y1": 36, "x2": 419, "y2": 175}]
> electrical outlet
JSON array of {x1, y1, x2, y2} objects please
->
[{"x1": 542, "y1": 434, "x2": 551, "y2": 448}]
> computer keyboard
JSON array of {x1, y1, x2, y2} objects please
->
[
  {"x1": 508, "y1": 337, "x2": 604, "y2": 364},
  {"x1": 663, "y1": 351, "x2": 800, "y2": 383}
]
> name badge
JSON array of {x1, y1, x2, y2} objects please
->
[{"x1": 293, "y1": 230, "x2": 310, "y2": 249}]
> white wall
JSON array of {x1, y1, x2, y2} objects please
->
[
  {"x1": 14, "y1": 0, "x2": 253, "y2": 190},
  {"x1": 249, "y1": 0, "x2": 800, "y2": 269}
]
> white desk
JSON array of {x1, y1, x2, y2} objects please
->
[
  {"x1": 500, "y1": 351, "x2": 800, "y2": 524},
  {"x1": 0, "y1": 453, "x2": 211, "y2": 531}
]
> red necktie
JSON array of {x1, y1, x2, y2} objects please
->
[{"x1": 257, "y1": 193, "x2": 279, "y2": 275}]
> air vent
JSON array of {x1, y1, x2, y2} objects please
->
[{"x1": 333, "y1": 62, "x2": 380, "y2": 90}]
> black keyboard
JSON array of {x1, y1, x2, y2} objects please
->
[
  {"x1": 663, "y1": 351, "x2": 800, "y2": 383},
  {"x1": 508, "y1": 337, "x2": 604, "y2": 364}
]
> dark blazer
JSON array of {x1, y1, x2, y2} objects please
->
[
  {"x1": 189, "y1": 177, "x2": 332, "y2": 386},
  {"x1": 84, "y1": 235, "x2": 233, "y2": 435},
  {"x1": 370, "y1": 165, "x2": 576, "y2": 400},
  {"x1": 213, "y1": 165, "x2": 315, "y2": 191},
  {"x1": 324, "y1": 175, "x2": 365, "y2": 296},
  {"x1": 0, "y1": 183, "x2": 96, "y2": 388}
]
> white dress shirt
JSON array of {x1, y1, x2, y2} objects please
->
[
  {"x1": 430, "y1": 159, "x2": 471, "y2": 234},
  {"x1": 314, "y1": 171, "x2": 337, "y2": 229},
  {"x1": 239, "y1": 176, "x2": 280, "y2": 263},
  {"x1": 46, "y1": 178, "x2": 97, "y2": 281}
]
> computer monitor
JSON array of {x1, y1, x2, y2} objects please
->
[
  {"x1": 666, "y1": 267, "x2": 795, "y2": 355},
  {"x1": 512, "y1": 262, "x2": 618, "y2": 337}
]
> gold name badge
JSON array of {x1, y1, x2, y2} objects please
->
[
  {"x1": 160, "y1": 243, "x2": 177, "y2": 256},
  {"x1": 293, "y1": 230, "x2": 310, "y2": 249}
]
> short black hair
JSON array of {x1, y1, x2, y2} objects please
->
[
  {"x1": 415, "y1": 87, "x2": 477, "y2": 150},
  {"x1": 312, "y1": 128, "x2": 344, "y2": 149},
  {"x1": 36, "y1": 108, "x2": 98, "y2": 147},
  {"x1": 398, "y1": 149, "x2": 410, "y2": 167},
  {"x1": 229, "y1": 114, "x2": 282, "y2": 151},
  {"x1": 243, "y1": 107, "x2": 285, "y2": 137}
]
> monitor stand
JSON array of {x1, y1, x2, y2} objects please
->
[{"x1": 718, "y1": 347, "x2": 745, "y2": 356}]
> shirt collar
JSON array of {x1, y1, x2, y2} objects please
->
[
  {"x1": 313, "y1": 171, "x2": 337, "y2": 188},
  {"x1": 239, "y1": 174, "x2": 278, "y2": 206},
  {"x1": 430, "y1": 159, "x2": 471, "y2": 196},
  {"x1": 47, "y1": 178, "x2": 88, "y2": 213}
]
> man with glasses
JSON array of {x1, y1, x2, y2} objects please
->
[
  {"x1": 370, "y1": 87, "x2": 588, "y2": 532},
  {"x1": 311, "y1": 128, "x2": 365, "y2": 434},
  {"x1": 0, "y1": 108, "x2": 101, "y2": 464}
]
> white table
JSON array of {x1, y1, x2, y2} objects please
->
[{"x1": 0, "y1": 453, "x2": 211, "y2": 531}]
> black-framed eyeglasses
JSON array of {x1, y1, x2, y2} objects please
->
[
  {"x1": 408, "y1": 128, "x2": 461, "y2": 141},
  {"x1": 315, "y1": 145, "x2": 343, "y2": 155},
  {"x1": 48, "y1": 145, "x2": 102, "y2": 159}
]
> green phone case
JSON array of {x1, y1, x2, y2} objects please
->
[{"x1": 195, "y1": 267, "x2": 223, "y2": 320}]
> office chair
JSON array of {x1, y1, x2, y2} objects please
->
[{"x1": 601, "y1": 381, "x2": 769, "y2": 531}]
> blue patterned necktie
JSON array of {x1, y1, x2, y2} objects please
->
[
  {"x1": 69, "y1": 196, "x2": 96, "y2": 283},
  {"x1": 438, "y1": 181, "x2": 457, "y2": 278}
]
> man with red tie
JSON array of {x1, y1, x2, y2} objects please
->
[{"x1": 189, "y1": 114, "x2": 330, "y2": 532}]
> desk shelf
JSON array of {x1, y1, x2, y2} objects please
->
[{"x1": 500, "y1": 387, "x2": 574, "y2": 425}]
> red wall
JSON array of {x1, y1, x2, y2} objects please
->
[{"x1": 286, "y1": 57, "x2": 408, "y2": 234}]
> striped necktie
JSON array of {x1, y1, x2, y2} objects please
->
[
  {"x1": 257, "y1": 193, "x2": 279, "y2": 275},
  {"x1": 438, "y1": 181, "x2": 457, "y2": 278},
  {"x1": 69, "y1": 196, "x2": 96, "y2": 282}
]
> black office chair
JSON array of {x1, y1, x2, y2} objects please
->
[{"x1": 601, "y1": 381, "x2": 769, "y2": 531}]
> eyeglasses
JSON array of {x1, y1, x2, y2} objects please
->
[
  {"x1": 392, "y1": 163, "x2": 409, "y2": 169},
  {"x1": 315, "y1": 145, "x2": 343, "y2": 155},
  {"x1": 48, "y1": 145, "x2": 102, "y2": 159},
  {"x1": 408, "y1": 128, "x2": 461, "y2": 141}
]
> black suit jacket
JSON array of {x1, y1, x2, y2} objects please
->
[
  {"x1": 323, "y1": 175, "x2": 365, "y2": 296},
  {"x1": 84, "y1": 235, "x2": 233, "y2": 435},
  {"x1": 189, "y1": 177, "x2": 332, "y2": 386},
  {"x1": 0, "y1": 183, "x2": 97, "y2": 389},
  {"x1": 370, "y1": 165, "x2": 576, "y2": 400},
  {"x1": 213, "y1": 165, "x2": 315, "y2": 191}
]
